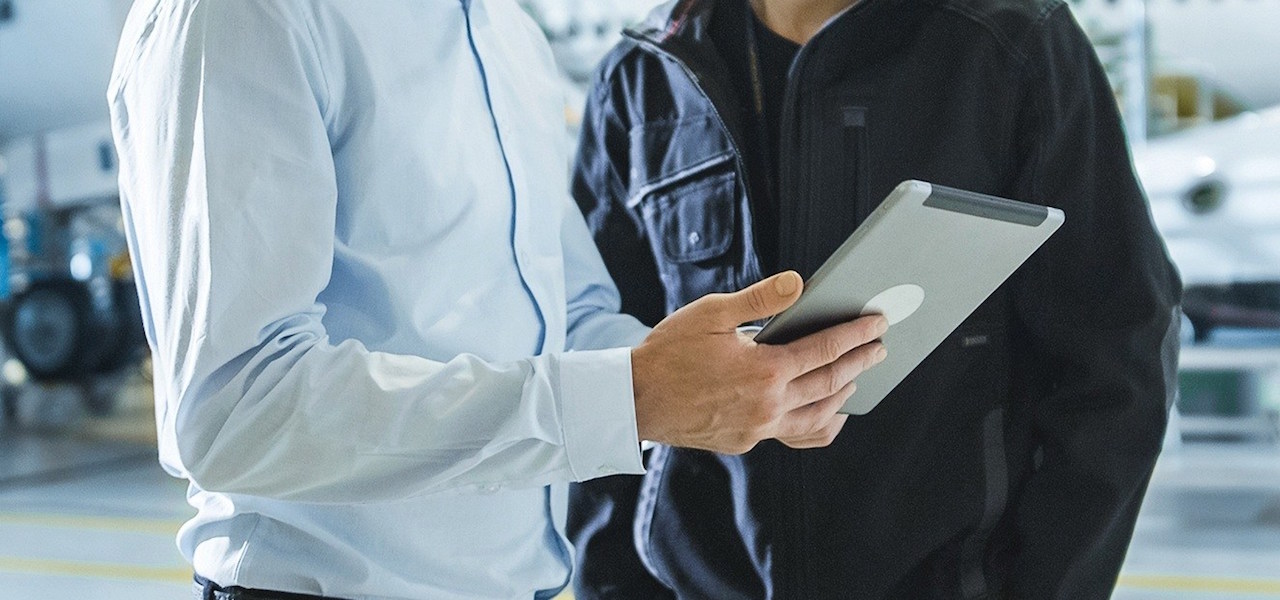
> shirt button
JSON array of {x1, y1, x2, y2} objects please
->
[{"x1": 687, "y1": 232, "x2": 701, "y2": 246}]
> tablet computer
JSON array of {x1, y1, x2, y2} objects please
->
[{"x1": 753, "y1": 180, "x2": 1064, "y2": 415}]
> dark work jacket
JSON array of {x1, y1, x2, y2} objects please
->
[{"x1": 567, "y1": 1, "x2": 1183, "y2": 598}]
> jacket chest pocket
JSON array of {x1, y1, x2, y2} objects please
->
[
  {"x1": 643, "y1": 171, "x2": 736, "y2": 263},
  {"x1": 627, "y1": 115, "x2": 743, "y2": 312},
  {"x1": 633, "y1": 163, "x2": 741, "y2": 312}
]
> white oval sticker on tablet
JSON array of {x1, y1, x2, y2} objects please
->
[{"x1": 861, "y1": 284, "x2": 925, "y2": 325}]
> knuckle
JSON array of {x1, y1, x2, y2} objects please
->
[
  {"x1": 863, "y1": 348, "x2": 880, "y2": 372},
  {"x1": 746, "y1": 287, "x2": 770, "y2": 316},
  {"x1": 859, "y1": 317, "x2": 882, "y2": 341},
  {"x1": 811, "y1": 413, "x2": 831, "y2": 435},
  {"x1": 821, "y1": 337, "x2": 844, "y2": 363},
  {"x1": 800, "y1": 413, "x2": 820, "y2": 433},
  {"x1": 705, "y1": 299, "x2": 731, "y2": 324},
  {"x1": 825, "y1": 367, "x2": 843, "y2": 397}
]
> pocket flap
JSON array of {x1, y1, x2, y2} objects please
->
[
  {"x1": 627, "y1": 113, "x2": 735, "y2": 204},
  {"x1": 650, "y1": 173, "x2": 736, "y2": 264}
]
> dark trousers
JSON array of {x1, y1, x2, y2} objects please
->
[{"x1": 193, "y1": 575, "x2": 348, "y2": 600}]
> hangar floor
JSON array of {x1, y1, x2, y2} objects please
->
[{"x1": 1, "y1": 354, "x2": 1278, "y2": 599}]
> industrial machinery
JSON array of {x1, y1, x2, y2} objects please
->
[
  {"x1": 1136, "y1": 107, "x2": 1280, "y2": 342},
  {"x1": 0, "y1": 126, "x2": 146, "y2": 417},
  {"x1": 1, "y1": 205, "x2": 143, "y2": 382},
  {"x1": 0, "y1": 0, "x2": 147, "y2": 423}
]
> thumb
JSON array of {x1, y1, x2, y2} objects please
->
[{"x1": 708, "y1": 271, "x2": 803, "y2": 329}]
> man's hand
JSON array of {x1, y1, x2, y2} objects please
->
[{"x1": 631, "y1": 271, "x2": 888, "y2": 454}]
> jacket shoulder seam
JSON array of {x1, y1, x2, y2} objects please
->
[
  {"x1": 932, "y1": 0, "x2": 1064, "y2": 71},
  {"x1": 592, "y1": 38, "x2": 645, "y2": 90}
]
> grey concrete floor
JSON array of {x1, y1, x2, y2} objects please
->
[
  {"x1": 0, "y1": 423, "x2": 192, "y2": 597},
  {"x1": 0, "y1": 374, "x2": 1277, "y2": 598},
  {"x1": 1116, "y1": 442, "x2": 1280, "y2": 599}
]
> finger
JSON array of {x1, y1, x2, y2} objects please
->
[
  {"x1": 779, "y1": 414, "x2": 849, "y2": 449},
  {"x1": 786, "y1": 341, "x2": 886, "y2": 405},
  {"x1": 774, "y1": 314, "x2": 887, "y2": 379},
  {"x1": 771, "y1": 381, "x2": 854, "y2": 441},
  {"x1": 697, "y1": 271, "x2": 803, "y2": 330}
]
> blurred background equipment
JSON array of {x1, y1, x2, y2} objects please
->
[
  {"x1": 1069, "y1": 0, "x2": 1280, "y2": 135},
  {"x1": 519, "y1": 0, "x2": 654, "y2": 82},
  {"x1": 0, "y1": 0, "x2": 144, "y2": 425},
  {"x1": 1071, "y1": 0, "x2": 1280, "y2": 345},
  {"x1": 0, "y1": 0, "x2": 1277, "y2": 598},
  {"x1": 0, "y1": 123, "x2": 146, "y2": 420},
  {"x1": 1138, "y1": 108, "x2": 1280, "y2": 341}
]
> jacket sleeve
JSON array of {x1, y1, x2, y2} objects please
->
[
  {"x1": 567, "y1": 57, "x2": 677, "y2": 600},
  {"x1": 1004, "y1": 6, "x2": 1182, "y2": 597},
  {"x1": 571, "y1": 58, "x2": 667, "y2": 328}
]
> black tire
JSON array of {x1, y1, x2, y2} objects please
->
[{"x1": 3, "y1": 279, "x2": 96, "y2": 381}]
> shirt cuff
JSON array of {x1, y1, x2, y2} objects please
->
[{"x1": 557, "y1": 347, "x2": 645, "y2": 481}]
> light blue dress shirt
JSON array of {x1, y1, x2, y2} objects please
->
[{"x1": 108, "y1": 1, "x2": 649, "y2": 598}]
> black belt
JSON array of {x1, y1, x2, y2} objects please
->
[{"x1": 194, "y1": 574, "x2": 350, "y2": 600}]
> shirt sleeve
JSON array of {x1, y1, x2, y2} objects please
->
[
  {"x1": 559, "y1": 194, "x2": 653, "y2": 476},
  {"x1": 1004, "y1": 6, "x2": 1182, "y2": 596},
  {"x1": 108, "y1": 1, "x2": 642, "y2": 504}
]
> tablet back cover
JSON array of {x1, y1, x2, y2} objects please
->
[{"x1": 755, "y1": 180, "x2": 1064, "y2": 414}]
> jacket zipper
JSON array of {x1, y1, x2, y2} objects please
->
[
  {"x1": 776, "y1": 46, "x2": 808, "y2": 277},
  {"x1": 775, "y1": 45, "x2": 817, "y2": 600},
  {"x1": 841, "y1": 106, "x2": 872, "y2": 223}
]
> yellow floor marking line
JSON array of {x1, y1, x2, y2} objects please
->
[
  {"x1": 0, "y1": 512, "x2": 185, "y2": 536},
  {"x1": 5, "y1": 545, "x2": 1275, "y2": 597},
  {"x1": 0, "y1": 555, "x2": 189, "y2": 584},
  {"x1": 1119, "y1": 573, "x2": 1280, "y2": 595}
]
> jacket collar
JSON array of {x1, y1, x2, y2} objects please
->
[
  {"x1": 625, "y1": 0, "x2": 723, "y2": 84},
  {"x1": 629, "y1": 0, "x2": 712, "y2": 44},
  {"x1": 627, "y1": 0, "x2": 931, "y2": 87}
]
